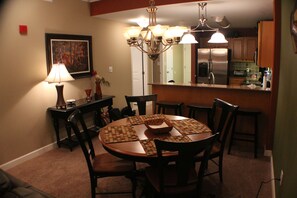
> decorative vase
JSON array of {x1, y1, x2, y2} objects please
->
[
  {"x1": 85, "y1": 88, "x2": 92, "y2": 102},
  {"x1": 95, "y1": 82, "x2": 102, "y2": 99}
]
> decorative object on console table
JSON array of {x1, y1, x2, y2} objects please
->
[
  {"x1": 95, "y1": 82, "x2": 102, "y2": 99},
  {"x1": 45, "y1": 63, "x2": 74, "y2": 109},
  {"x1": 85, "y1": 88, "x2": 92, "y2": 102},
  {"x1": 92, "y1": 70, "x2": 110, "y2": 99}
]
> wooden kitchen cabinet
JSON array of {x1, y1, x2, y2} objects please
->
[
  {"x1": 229, "y1": 37, "x2": 257, "y2": 62},
  {"x1": 258, "y1": 21, "x2": 274, "y2": 70}
]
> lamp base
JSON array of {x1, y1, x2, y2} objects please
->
[{"x1": 55, "y1": 84, "x2": 66, "y2": 109}]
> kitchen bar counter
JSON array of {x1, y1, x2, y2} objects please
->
[
  {"x1": 150, "y1": 82, "x2": 271, "y2": 92},
  {"x1": 150, "y1": 82, "x2": 273, "y2": 151}
]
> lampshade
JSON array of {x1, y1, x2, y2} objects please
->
[
  {"x1": 208, "y1": 31, "x2": 228, "y2": 43},
  {"x1": 179, "y1": 33, "x2": 198, "y2": 44},
  {"x1": 45, "y1": 63, "x2": 74, "y2": 83},
  {"x1": 45, "y1": 63, "x2": 74, "y2": 109}
]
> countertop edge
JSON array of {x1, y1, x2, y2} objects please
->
[{"x1": 149, "y1": 83, "x2": 271, "y2": 92}]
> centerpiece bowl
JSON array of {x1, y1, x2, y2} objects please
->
[{"x1": 144, "y1": 118, "x2": 173, "y2": 134}]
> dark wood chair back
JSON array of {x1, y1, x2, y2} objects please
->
[
  {"x1": 209, "y1": 98, "x2": 239, "y2": 152},
  {"x1": 125, "y1": 94, "x2": 157, "y2": 115},
  {"x1": 67, "y1": 110, "x2": 95, "y2": 173},
  {"x1": 195, "y1": 98, "x2": 238, "y2": 182},
  {"x1": 68, "y1": 110, "x2": 137, "y2": 198},
  {"x1": 152, "y1": 133, "x2": 218, "y2": 197}
]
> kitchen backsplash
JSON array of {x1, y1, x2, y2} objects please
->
[{"x1": 230, "y1": 62, "x2": 262, "y2": 85}]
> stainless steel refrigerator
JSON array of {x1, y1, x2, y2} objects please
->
[{"x1": 196, "y1": 48, "x2": 229, "y2": 85}]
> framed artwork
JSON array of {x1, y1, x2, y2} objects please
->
[
  {"x1": 291, "y1": 0, "x2": 297, "y2": 53},
  {"x1": 45, "y1": 33, "x2": 93, "y2": 79}
]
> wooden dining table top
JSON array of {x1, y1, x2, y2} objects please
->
[{"x1": 98, "y1": 114, "x2": 212, "y2": 164}]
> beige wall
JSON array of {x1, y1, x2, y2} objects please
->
[{"x1": 0, "y1": 0, "x2": 132, "y2": 165}]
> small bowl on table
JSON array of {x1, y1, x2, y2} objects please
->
[{"x1": 144, "y1": 118, "x2": 173, "y2": 134}]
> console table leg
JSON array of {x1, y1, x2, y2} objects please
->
[
  {"x1": 65, "y1": 121, "x2": 74, "y2": 151},
  {"x1": 52, "y1": 118, "x2": 61, "y2": 148}
]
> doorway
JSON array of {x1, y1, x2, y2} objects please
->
[{"x1": 160, "y1": 44, "x2": 191, "y2": 83}]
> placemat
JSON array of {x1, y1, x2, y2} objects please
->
[
  {"x1": 101, "y1": 125, "x2": 139, "y2": 144},
  {"x1": 140, "y1": 136, "x2": 192, "y2": 156},
  {"x1": 171, "y1": 118, "x2": 212, "y2": 135},
  {"x1": 128, "y1": 114, "x2": 165, "y2": 125}
]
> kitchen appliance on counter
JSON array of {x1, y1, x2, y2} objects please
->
[{"x1": 196, "y1": 48, "x2": 230, "y2": 85}]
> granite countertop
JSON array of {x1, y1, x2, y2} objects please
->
[{"x1": 149, "y1": 82, "x2": 271, "y2": 92}]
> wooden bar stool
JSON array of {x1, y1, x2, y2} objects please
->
[
  {"x1": 156, "y1": 101, "x2": 184, "y2": 115},
  {"x1": 187, "y1": 104, "x2": 212, "y2": 125},
  {"x1": 228, "y1": 108, "x2": 261, "y2": 158}
]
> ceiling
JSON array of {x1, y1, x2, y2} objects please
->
[{"x1": 93, "y1": 0, "x2": 273, "y2": 29}]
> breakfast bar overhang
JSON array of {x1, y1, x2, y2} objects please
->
[{"x1": 150, "y1": 82, "x2": 273, "y2": 151}]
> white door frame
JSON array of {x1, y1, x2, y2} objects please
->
[{"x1": 131, "y1": 48, "x2": 148, "y2": 96}]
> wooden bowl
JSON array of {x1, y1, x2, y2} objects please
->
[{"x1": 144, "y1": 118, "x2": 173, "y2": 134}]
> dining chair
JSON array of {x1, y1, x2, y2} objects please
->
[
  {"x1": 125, "y1": 94, "x2": 157, "y2": 115},
  {"x1": 145, "y1": 133, "x2": 218, "y2": 198},
  {"x1": 67, "y1": 110, "x2": 137, "y2": 198},
  {"x1": 195, "y1": 98, "x2": 239, "y2": 182},
  {"x1": 108, "y1": 107, "x2": 123, "y2": 121}
]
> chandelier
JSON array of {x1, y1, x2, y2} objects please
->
[
  {"x1": 124, "y1": 0, "x2": 188, "y2": 60},
  {"x1": 180, "y1": 2, "x2": 229, "y2": 44}
]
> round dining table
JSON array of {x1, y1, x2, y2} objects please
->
[{"x1": 98, "y1": 115, "x2": 212, "y2": 164}]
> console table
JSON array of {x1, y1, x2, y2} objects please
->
[{"x1": 48, "y1": 95, "x2": 114, "y2": 151}]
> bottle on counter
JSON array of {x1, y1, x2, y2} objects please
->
[
  {"x1": 265, "y1": 68, "x2": 272, "y2": 88},
  {"x1": 262, "y1": 74, "x2": 267, "y2": 89},
  {"x1": 261, "y1": 67, "x2": 273, "y2": 89}
]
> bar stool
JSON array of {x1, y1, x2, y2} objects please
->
[
  {"x1": 228, "y1": 108, "x2": 261, "y2": 158},
  {"x1": 156, "y1": 101, "x2": 184, "y2": 115},
  {"x1": 187, "y1": 104, "x2": 212, "y2": 125}
]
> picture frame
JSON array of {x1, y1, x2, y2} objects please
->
[
  {"x1": 290, "y1": 0, "x2": 297, "y2": 53},
  {"x1": 45, "y1": 33, "x2": 93, "y2": 79}
]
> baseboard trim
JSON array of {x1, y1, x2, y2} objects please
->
[
  {"x1": 264, "y1": 149, "x2": 272, "y2": 157},
  {"x1": 0, "y1": 142, "x2": 57, "y2": 170},
  {"x1": 271, "y1": 155, "x2": 276, "y2": 198}
]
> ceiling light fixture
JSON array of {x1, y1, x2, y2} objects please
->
[
  {"x1": 180, "y1": 2, "x2": 229, "y2": 44},
  {"x1": 124, "y1": 0, "x2": 188, "y2": 60}
]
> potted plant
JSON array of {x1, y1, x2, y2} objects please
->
[{"x1": 92, "y1": 70, "x2": 110, "y2": 99}]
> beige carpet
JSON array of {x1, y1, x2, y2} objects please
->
[{"x1": 6, "y1": 138, "x2": 272, "y2": 198}]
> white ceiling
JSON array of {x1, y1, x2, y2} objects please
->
[{"x1": 94, "y1": 0, "x2": 273, "y2": 28}]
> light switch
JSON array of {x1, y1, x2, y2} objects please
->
[{"x1": 108, "y1": 66, "x2": 113, "y2": 73}]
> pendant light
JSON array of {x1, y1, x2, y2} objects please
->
[{"x1": 182, "y1": 2, "x2": 229, "y2": 44}]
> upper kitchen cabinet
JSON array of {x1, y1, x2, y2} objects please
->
[
  {"x1": 229, "y1": 37, "x2": 258, "y2": 62},
  {"x1": 257, "y1": 21, "x2": 275, "y2": 70}
]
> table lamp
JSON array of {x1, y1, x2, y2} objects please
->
[{"x1": 45, "y1": 63, "x2": 74, "y2": 109}]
